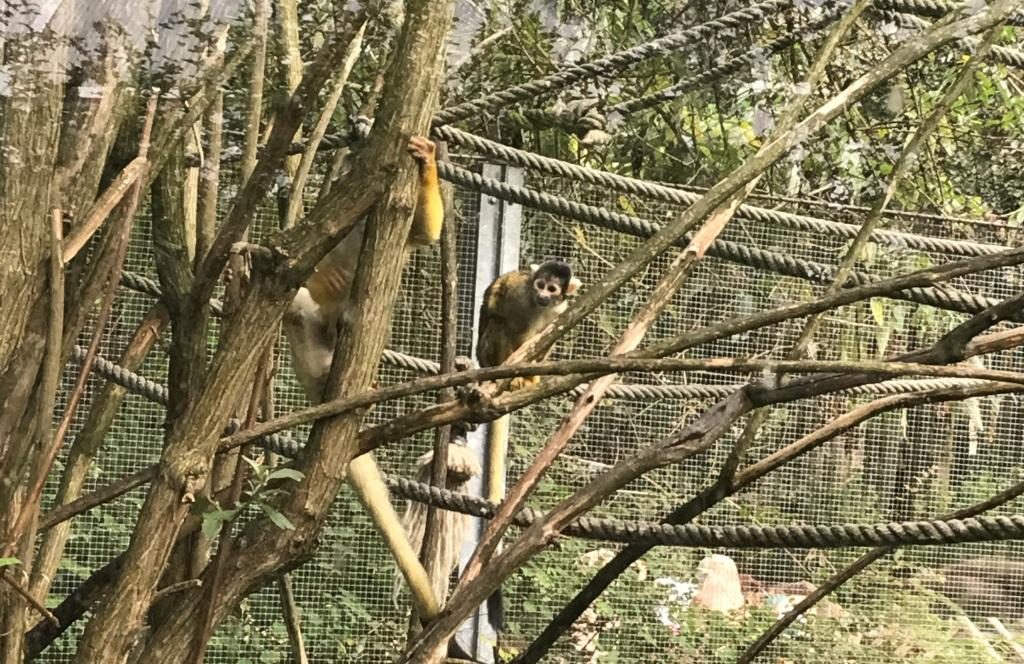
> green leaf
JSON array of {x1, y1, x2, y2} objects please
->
[
  {"x1": 0, "y1": 557, "x2": 20, "y2": 568},
  {"x1": 259, "y1": 502, "x2": 296, "y2": 531},
  {"x1": 870, "y1": 298, "x2": 886, "y2": 327},
  {"x1": 201, "y1": 508, "x2": 238, "y2": 541},
  {"x1": 266, "y1": 468, "x2": 305, "y2": 483}
]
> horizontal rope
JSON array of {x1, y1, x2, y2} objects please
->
[
  {"x1": 438, "y1": 162, "x2": 1009, "y2": 319},
  {"x1": 72, "y1": 349, "x2": 1024, "y2": 551},
  {"x1": 63, "y1": 345, "x2": 1024, "y2": 549},
  {"x1": 434, "y1": 127, "x2": 1002, "y2": 259},
  {"x1": 73, "y1": 341, "x2": 1000, "y2": 466},
  {"x1": 874, "y1": 7, "x2": 1024, "y2": 68},
  {"x1": 878, "y1": 0, "x2": 1024, "y2": 27},
  {"x1": 71, "y1": 345, "x2": 303, "y2": 458},
  {"x1": 387, "y1": 475, "x2": 1024, "y2": 548},
  {"x1": 117, "y1": 270, "x2": 437, "y2": 377},
  {"x1": 609, "y1": 9, "x2": 842, "y2": 116}
]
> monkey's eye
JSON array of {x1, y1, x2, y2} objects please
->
[
  {"x1": 534, "y1": 279, "x2": 546, "y2": 290},
  {"x1": 547, "y1": 284, "x2": 559, "y2": 294}
]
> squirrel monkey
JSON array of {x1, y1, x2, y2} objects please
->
[
  {"x1": 474, "y1": 260, "x2": 581, "y2": 638},
  {"x1": 477, "y1": 260, "x2": 582, "y2": 384},
  {"x1": 283, "y1": 136, "x2": 446, "y2": 621}
]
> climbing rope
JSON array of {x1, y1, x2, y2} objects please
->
[
  {"x1": 438, "y1": 162, "x2": 1009, "y2": 318},
  {"x1": 875, "y1": 8, "x2": 1024, "y2": 67},
  {"x1": 386, "y1": 475, "x2": 1024, "y2": 548},
  {"x1": 609, "y1": 10, "x2": 843, "y2": 116},
  {"x1": 434, "y1": 127, "x2": 1002, "y2": 259},
  {"x1": 109, "y1": 270, "x2": 1011, "y2": 387},
  {"x1": 432, "y1": 0, "x2": 795, "y2": 127},
  {"x1": 878, "y1": 0, "x2": 1024, "y2": 27},
  {"x1": 71, "y1": 346, "x2": 303, "y2": 458},
  {"x1": 72, "y1": 341, "x2": 1000, "y2": 466},
  {"x1": 70, "y1": 345, "x2": 1024, "y2": 549}
]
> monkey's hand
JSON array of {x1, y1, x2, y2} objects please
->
[
  {"x1": 509, "y1": 375, "x2": 542, "y2": 391},
  {"x1": 455, "y1": 384, "x2": 486, "y2": 409},
  {"x1": 407, "y1": 136, "x2": 436, "y2": 164}
]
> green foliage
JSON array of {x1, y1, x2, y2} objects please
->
[{"x1": 194, "y1": 457, "x2": 304, "y2": 541}]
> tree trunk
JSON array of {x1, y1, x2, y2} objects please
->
[{"x1": 137, "y1": 1, "x2": 455, "y2": 658}]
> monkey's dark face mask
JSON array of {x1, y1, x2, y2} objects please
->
[{"x1": 533, "y1": 277, "x2": 564, "y2": 308}]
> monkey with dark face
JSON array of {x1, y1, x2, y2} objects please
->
[
  {"x1": 471, "y1": 259, "x2": 581, "y2": 644},
  {"x1": 477, "y1": 260, "x2": 581, "y2": 389}
]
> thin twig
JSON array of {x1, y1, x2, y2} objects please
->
[
  {"x1": 5, "y1": 96, "x2": 158, "y2": 552},
  {"x1": 277, "y1": 574, "x2": 309, "y2": 664},
  {"x1": 153, "y1": 579, "x2": 203, "y2": 604},
  {"x1": 192, "y1": 357, "x2": 268, "y2": 664},
  {"x1": 284, "y1": 19, "x2": 367, "y2": 228},
  {"x1": 414, "y1": 139, "x2": 458, "y2": 633},
  {"x1": 1, "y1": 570, "x2": 58, "y2": 627},
  {"x1": 62, "y1": 158, "x2": 146, "y2": 262}
]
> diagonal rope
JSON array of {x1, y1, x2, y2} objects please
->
[
  {"x1": 434, "y1": 126, "x2": 1002, "y2": 258},
  {"x1": 438, "y1": 162, "x2": 1011, "y2": 318},
  {"x1": 432, "y1": 0, "x2": 795, "y2": 127}
]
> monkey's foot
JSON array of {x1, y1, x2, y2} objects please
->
[
  {"x1": 454, "y1": 355, "x2": 476, "y2": 372},
  {"x1": 407, "y1": 135, "x2": 436, "y2": 162}
]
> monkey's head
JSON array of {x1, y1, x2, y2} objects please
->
[{"x1": 528, "y1": 260, "x2": 581, "y2": 309}]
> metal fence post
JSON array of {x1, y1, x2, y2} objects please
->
[{"x1": 453, "y1": 163, "x2": 523, "y2": 662}]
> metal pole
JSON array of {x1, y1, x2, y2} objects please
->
[{"x1": 453, "y1": 163, "x2": 523, "y2": 662}]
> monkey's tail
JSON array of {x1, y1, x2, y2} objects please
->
[
  {"x1": 486, "y1": 587, "x2": 505, "y2": 632},
  {"x1": 393, "y1": 444, "x2": 482, "y2": 608}
]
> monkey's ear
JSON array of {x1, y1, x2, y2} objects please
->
[
  {"x1": 566, "y1": 277, "x2": 582, "y2": 296},
  {"x1": 529, "y1": 263, "x2": 540, "y2": 273}
]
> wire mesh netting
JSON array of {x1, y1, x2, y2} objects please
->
[{"x1": 40, "y1": 158, "x2": 1024, "y2": 663}]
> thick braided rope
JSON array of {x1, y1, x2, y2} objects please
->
[
  {"x1": 438, "y1": 162, "x2": 1006, "y2": 317},
  {"x1": 433, "y1": 0, "x2": 793, "y2": 127},
  {"x1": 878, "y1": 0, "x2": 1024, "y2": 26},
  {"x1": 386, "y1": 475, "x2": 1024, "y2": 548},
  {"x1": 611, "y1": 10, "x2": 842, "y2": 116},
  {"x1": 709, "y1": 237, "x2": 1002, "y2": 316},
  {"x1": 572, "y1": 378, "x2": 989, "y2": 400},
  {"x1": 72, "y1": 344, "x2": 995, "y2": 463},
  {"x1": 434, "y1": 128, "x2": 1001, "y2": 259},
  {"x1": 875, "y1": 8, "x2": 1024, "y2": 67},
  {"x1": 71, "y1": 345, "x2": 303, "y2": 457}
]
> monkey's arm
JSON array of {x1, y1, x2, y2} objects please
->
[{"x1": 407, "y1": 136, "x2": 444, "y2": 247}]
